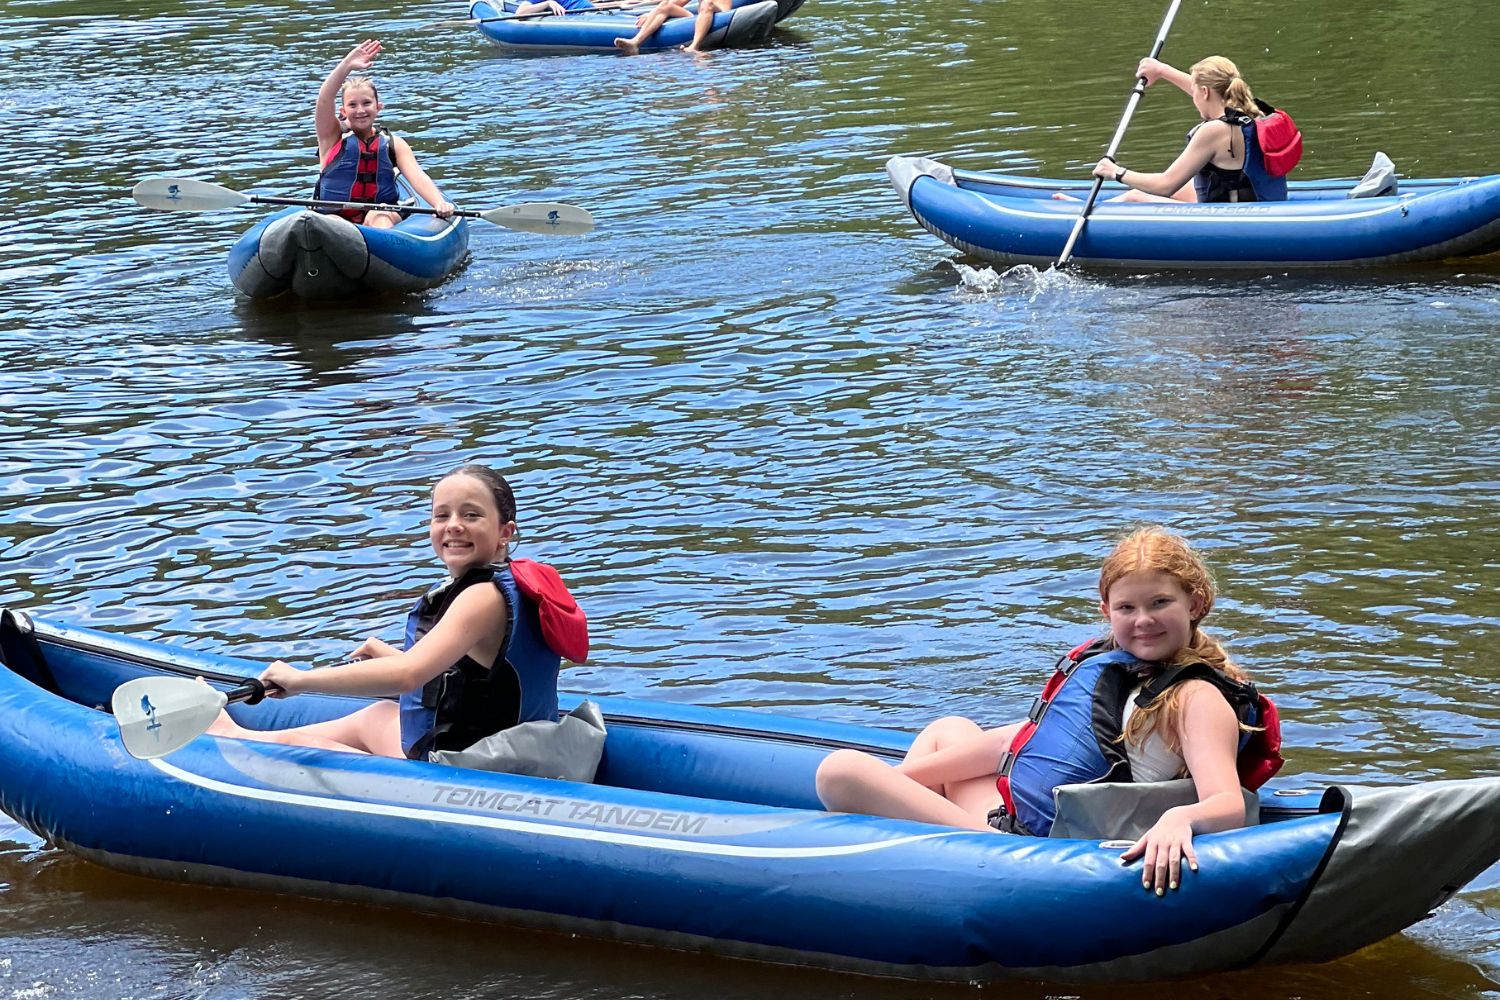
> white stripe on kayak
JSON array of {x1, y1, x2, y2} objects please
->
[
  {"x1": 148, "y1": 758, "x2": 963, "y2": 858},
  {"x1": 956, "y1": 195, "x2": 1421, "y2": 226}
]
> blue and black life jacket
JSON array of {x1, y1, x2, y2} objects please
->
[
  {"x1": 1188, "y1": 108, "x2": 1293, "y2": 204},
  {"x1": 397, "y1": 563, "x2": 561, "y2": 759},
  {"x1": 993, "y1": 639, "x2": 1280, "y2": 837},
  {"x1": 314, "y1": 127, "x2": 400, "y2": 222}
]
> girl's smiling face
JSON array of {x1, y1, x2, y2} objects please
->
[
  {"x1": 428, "y1": 474, "x2": 515, "y2": 576},
  {"x1": 1101, "y1": 570, "x2": 1204, "y2": 662},
  {"x1": 340, "y1": 83, "x2": 382, "y2": 135}
]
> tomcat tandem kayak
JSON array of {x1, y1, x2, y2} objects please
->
[
  {"x1": 3, "y1": 607, "x2": 1499, "y2": 984},
  {"x1": 886, "y1": 154, "x2": 1500, "y2": 269},
  {"x1": 227, "y1": 173, "x2": 469, "y2": 300},
  {"x1": 468, "y1": 0, "x2": 789, "y2": 53}
]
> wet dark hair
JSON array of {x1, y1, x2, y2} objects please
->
[{"x1": 439, "y1": 464, "x2": 517, "y2": 524}]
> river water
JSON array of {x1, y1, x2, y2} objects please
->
[{"x1": 2, "y1": 0, "x2": 1498, "y2": 994}]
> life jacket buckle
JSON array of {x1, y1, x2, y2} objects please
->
[
  {"x1": 996, "y1": 750, "x2": 1014, "y2": 776},
  {"x1": 1026, "y1": 695, "x2": 1047, "y2": 723}
]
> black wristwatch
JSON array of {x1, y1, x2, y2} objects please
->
[{"x1": 1115, "y1": 167, "x2": 1129, "y2": 183}]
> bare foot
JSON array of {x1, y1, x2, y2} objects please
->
[
  {"x1": 1051, "y1": 192, "x2": 1080, "y2": 201},
  {"x1": 614, "y1": 36, "x2": 640, "y2": 54},
  {"x1": 206, "y1": 709, "x2": 243, "y2": 738}
]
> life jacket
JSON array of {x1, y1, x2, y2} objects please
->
[
  {"x1": 1235, "y1": 98, "x2": 1301, "y2": 202},
  {"x1": 1190, "y1": 112, "x2": 1261, "y2": 204},
  {"x1": 1251, "y1": 98, "x2": 1303, "y2": 178},
  {"x1": 397, "y1": 562, "x2": 578, "y2": 759},
  {"x1": 992, "y1": 639, "x2": 1283, "y2": 837},
  {"x1": 313, "y1": 126, "x2": 400, "y2": 223}
]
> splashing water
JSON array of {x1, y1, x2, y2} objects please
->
[{"x1": 952, "y1": 261, "x2": 1096, "y2": 299}]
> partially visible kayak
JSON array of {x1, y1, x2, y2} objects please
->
[
  {"x1": 227, "y1": 174, "x2": 468, "y2": 300},
  {"x1": 886, "y1": 154, "x2": 1500, "y2": 269},
  {"x1": 5, "y1": 607, "x2": 1500, "y2": 984},
  {"x1": 469, "y1": 0, "x2": 784, "y2": 53}
]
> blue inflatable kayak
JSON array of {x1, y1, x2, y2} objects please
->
[
  {"x1": 468, "y1": 0, "x2": 789, "y2": 53},
  {"x1": 3, "y1": 607, "x2": 1497, "y2": 984},
  {"x1": 887, "y1": 155, "x2": 1500, "y2": 269},
  {"x1": 227, "y1": 174, "x2": 468, "y2": 300}
]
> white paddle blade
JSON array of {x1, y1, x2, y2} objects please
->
[
  {"x1": 131, "y1": 177, "x2": 249, "y2": 213},
  {"x1": 481, "y1": 202, "x2": 594, "y2": 236},
  {"x1": 112, "y1": 677, "x2": 229, "y2": 759}
]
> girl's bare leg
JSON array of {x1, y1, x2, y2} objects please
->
[
  {"x1": 683, "y1": 0, "x2": 731, "y2": 52},
  {"x1": 614, "y1": 2, "x2": 689, "y2": 53},
  {"x1": 817, "y1": 718, "x2": 1021, "y2": 829},
  {"x1": 206, "y1": 700, "x2": 403, "y2": 757},
  {"x1": 816, "y1": 749, "x2": 991, "y2": 829},
  {"x1": 362, "y1": 209, "x2": 401, "y2": 229}
]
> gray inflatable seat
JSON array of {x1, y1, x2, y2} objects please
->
[
  {"x1": 429, "y1": 699, "x2": 607, "y2": 783},
  {"x1": 1048, "y1": 778, "x2": 1261, "y2": 840},
  {"x1": 1348, "y1": 152, "x2": 1399, "y2": 198}
]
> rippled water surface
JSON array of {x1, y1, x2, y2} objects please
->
[{"x1": 3, "y1": 0, "x2": 1499, "y2": 995}]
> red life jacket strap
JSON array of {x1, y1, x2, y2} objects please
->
[
  {"x1": 508, "y1": 558, "x2": 589, "y2": 664},
  {"x1": 993, "y1": 642, "x2": 1098, "y2": 814}
]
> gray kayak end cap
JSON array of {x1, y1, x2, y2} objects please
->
[{"x1": 885, "y1": 155, "x2": 955, "y2": 212}]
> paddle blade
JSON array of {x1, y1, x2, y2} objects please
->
[
  {"x1": 480, "y1": 202, "x2": 594, "y2": 236},
  {"x1": 112, "y1": 676, "x2": 229, "y2": 759},
  {"x1": 132, "y1": 177, "x2": 249, "y2": 213}
]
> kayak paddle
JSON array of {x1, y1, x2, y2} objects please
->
[
  {"x1": 112, "y1": 675, "x2": 274, "y2": 760},
  {"x1": 132, "y1": 177, "x2": 595, "y2": 236},
  {"x1": 1055, "y1": 0, "x2": 1182, "y2": 267}
]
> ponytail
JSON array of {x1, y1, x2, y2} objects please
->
[
  {"x1": 1189, "y1": 56, "x2": 1258, "y2": 116},
  {"x1": 1224, "y1": 77, "x2": 1258, "y2": 116}
]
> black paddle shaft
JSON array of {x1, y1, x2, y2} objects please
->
[
  {"x1": 1056, "y1": 0, "x2": 1183, "y2": 266},
  {"x1": 249, "y1": 195, "x2": 475, "y2": 221}
]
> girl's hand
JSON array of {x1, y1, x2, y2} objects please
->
[
  {"x1": 344, "y1": 39, "x2": 381, "y2": 71},
  {"x1": 1092, "y1": 157, "x2": 1119, "y2": 180},
  {"x1": 260, "y1": 660, "x2": 306, "y2": 698},
  {"x1": 1120, "y1": 806, "x2": 1198, "y2": 896},
  {"x1": 433, "y1": 200, "x2": 456, "y2": 219},
  {"x1": 1136, "y1": 57, "x2": 1166, "y2": 84}
]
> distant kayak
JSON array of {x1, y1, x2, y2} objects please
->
[
  {"x1": 468, "y1": 0, "x2": 791, "y2": 53},
  {"x1": 227, "y1": 174, "x2": 468, "y2": 300},
  {"x1": 887, "y1": 155, "x2": 1500, "y2": 269}
]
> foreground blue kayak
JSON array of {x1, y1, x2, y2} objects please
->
[
  {"x1": 887, "y1": 155, "x2": 1500, "y2": 269},
  {"x1": 3, "y1": 607, "x2": 1498, "y2": 983},
  {"x1": 227, "y1": 175, "x2": 468, "y2": 300},
  {"x1": 468, "y1": 0, "x2": 789, "y2": 53}
]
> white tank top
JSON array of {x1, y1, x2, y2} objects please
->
[{"x1": 1121, "y1": 684, "x2": 1186, "y2": 782}]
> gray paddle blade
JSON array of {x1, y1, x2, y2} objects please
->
[
  {"x1": 479, "y1": 202, "x2": 594, "y2": 236},
  {"x1": 131, "y1": 177, "x2": 247, "y2": 212},
  {"x1": 112, "y1": 676, "x2": 229, "y2": 759}
]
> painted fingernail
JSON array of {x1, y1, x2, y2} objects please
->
[
  {"x1": 1156, "y1": 886, "x2": 1165, "y2": 897},
  {"x1": 1169, "y1": 881, "x2": 1178, "y2": 890}
]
